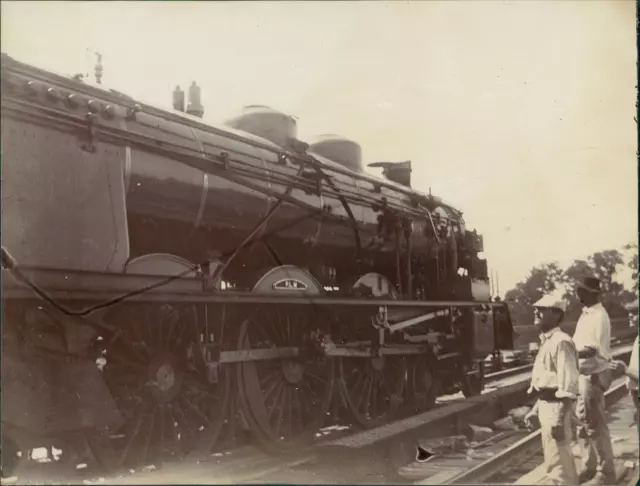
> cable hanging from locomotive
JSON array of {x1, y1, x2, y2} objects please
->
[{"x1": 0, "y1": 52, "x2": 515, "y2": 474}]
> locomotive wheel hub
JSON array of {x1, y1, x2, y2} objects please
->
[
  {"x1": 148, "y1": 353, "x2": 183, "y2": 402},
  {"x1": 157, "y1": 364, "x2": 176, "y2": 391},
  {"x1": 371, "y1": 356, "x2": 385, "y2": 372},
  {"x1": 282, "y1": 360, "x2": 304, "y2": 384}
]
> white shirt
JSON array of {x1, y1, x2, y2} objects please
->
[
  {"x1": 573, "y1": 302, "x2": 612, "y2": 368},
  {"x1": 528, "y1": 327, "x2": 580, "y2": 400},
  {"x1": 627, "y1": 335, "x2": 639, "y2": 391}
]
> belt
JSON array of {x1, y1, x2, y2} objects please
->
[{"x1": 532, "y1": 388, "x2": 563, "y2": 402}]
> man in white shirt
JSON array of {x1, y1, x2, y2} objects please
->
[
  {"x1": 525, "y1": 294, "x2": 580, "y2": 485},
  {"x1": 571, "y1": 277, "x2": 616, "y2": 485}
]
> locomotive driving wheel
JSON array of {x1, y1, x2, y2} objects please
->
[
  {"x1": 235, "y1": 266, "x2": 335, "y2": 450},
  {"x1": 404, "y1": 355, "x2": 440, "y2": 415},
  {"x1": 337, "y1": 354, "x2": 406, "y2": 429},
  {"x1": 337, "y1": 272, "x2": 406, "y2": 429},
  {"x1": 101, "y1": 303, "x2": 230, "y2": 469}
]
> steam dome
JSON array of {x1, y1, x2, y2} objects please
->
[
  {"x1": 308, "y1": 135, "x2": 363, "y2": 173},
  {"x1": 225, "y1": 105, "x2": 297, "y2": 147}
]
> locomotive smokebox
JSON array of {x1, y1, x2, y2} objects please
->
[
  {"x1": 172, "y1": 85, "x2": 185, "y2": 112},
  {"x1": 308, "y1": 135, "x2": 363, "y2": 173},
  {"x1": 225, "y1": 105, "x2": 298, "y2": 148},
  {"x1": 186, "y1": 81, "x2": 204, "y2": 118}
]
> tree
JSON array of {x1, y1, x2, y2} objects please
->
[
  {"x1": 504, "y1": 262, "x2": 563, "y2": 326},
  {"x1": 624, "y1": 243, "x2": 638, "y2": 293},
  {"x1": 630, "y1": 253, "x2": 638, "y2": 293},
  {"x1": 559, "y1": 249, "x2": 633, "y2": 319},
  {"x1": 505, "y1": 244, "x2": 638, "y2": 326}
]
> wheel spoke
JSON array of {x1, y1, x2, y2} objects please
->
[
  {"x1": 119, "y1": 411, "x2": 145, "y2": 466},
  {"x1": 180, "y1": 395, "x2": 212, "y2": 428},
  {"x1": 338, "y1": 357, "x2": 405, "y2": 428},
  {"x1": 236, "y1": 305, "x2": 334, "y2": 448},
  {"x1": 264, "y1": 378, "x2": 285, "y2": 405},
  {"x1": 404, "y1": 357, "x2": 438, "y2": 415},
  {"x1": 102, "y1": 303, "x2": 230, "y2": 468}
]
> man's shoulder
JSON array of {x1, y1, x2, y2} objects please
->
[
  {"x1": 581, "y1": 303, "x2": 611, "y2": 322},
  {"x1": 631, "y1": 336, "x2": 639, "y2": 353},
  {"x1": 594, "y1": 303, "x2": 611, "y2": 321},
  {"x1": 551, "y1": 329, "x2": 575, "y2": 346}
]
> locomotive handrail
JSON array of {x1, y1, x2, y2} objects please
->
[
  {"x1": 1, "y1": 264, "x2": 507, "y2": 310},
  {"x1": 0, "y1": 52, "x2": 504, "y2": 472},
  {"x1": 2, "y1": 97, "x2": 449, "y2": 227}
]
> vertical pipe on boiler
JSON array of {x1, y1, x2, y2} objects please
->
[
  {"x1": 173, "y1": 86, "x2": 185, "y2": 112},
  {"x1": 395, "y1": 224, "x2": 403, "y2": 297},
  {"x1": 405, "y1": 221, "x2": 413, "y2": 299}
]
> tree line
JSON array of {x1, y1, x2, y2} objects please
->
[{"x1": 504, "y1": 243, "x2": 638, "y2": 326}]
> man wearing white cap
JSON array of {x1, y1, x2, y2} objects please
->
[
  {"x1": 571, "y1": 277, "x2": 616, "y2": 485},
  {"x1": 525, "y1": 293, "x2": 580, "y2": 485}
]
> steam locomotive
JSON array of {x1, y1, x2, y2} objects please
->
[{"x1": 0, "y1": 53, "x2": 514, "y2": 475}]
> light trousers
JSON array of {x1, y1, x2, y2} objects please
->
[
  {"x1": 538, "y1": 400, "x2": 578, "y2": 485},
  {"x1": 576, "y1": 374, "x2": 616, "y2": 477}
]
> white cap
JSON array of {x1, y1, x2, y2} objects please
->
[{"x1": 534, "y1": 294, "x2": 568, "y2": 312}]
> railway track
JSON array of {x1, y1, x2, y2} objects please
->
[
  {"x1": 7, "y1": 340, "x2": 633, "y2": 485},
  {"x1": 415, "y1": 378, "x2": 636, "y2": 485}
]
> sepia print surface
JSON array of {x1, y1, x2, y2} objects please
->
[{"x1": 0, "y1": 1, "x2": 637, "y2": 485}]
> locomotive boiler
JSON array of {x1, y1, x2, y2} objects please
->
[{"x1": 0, "y1": 52, "x2": 515, "y2": 475}]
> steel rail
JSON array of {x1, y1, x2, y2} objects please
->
[
  {"x1": 484, "y1": 335, "x2": 636, "y2": 381},
  {"x1": 325, "y1": 342, "x2": 634, "y2": 452},
  {"x1": 438, "y1": 380, "x2": 633, "y2": 485},
  {"x1": 233, "y1": 342, "x2": 633, "y2": 485},
  {"x1": 7, "y1": 344, "x2": 632, "y2": 486}
]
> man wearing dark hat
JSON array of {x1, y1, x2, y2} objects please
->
[{"x1": 572, "y1": 277, "x2": 616, "y2": 485}]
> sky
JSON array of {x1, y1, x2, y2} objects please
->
[{"x1": 1, "y1": 0, "x2": 637, "y2": 294}]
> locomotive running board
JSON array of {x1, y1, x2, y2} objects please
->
[{"x1": 2, "y1": 267, "x2": 506, "y2": 310}]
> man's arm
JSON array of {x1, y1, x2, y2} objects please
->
[
  {"x1": 574, "y1": 314, "x2": 597, "y2": 357},
  {"x1": 524, "y1": 399, "x2": 539, "y2": 429},
  {"x1": 577, "y1": 311, "x2": 610, "y2": 358},
  {"x1": 626, "y1": 337, "x2": 639, "y2": 381},
  {"x1": 550, "y1": 339, "x2": 580, "y2": 440},
  {"x1": 600, "y1": 313, "x2": 611, "y2": 358},
  {"x1": 578, "y1": 346, "x2": 597, "y2": 359},
  {"x1": 555, "y1": 340, "x2": 580, "y2": 401}
]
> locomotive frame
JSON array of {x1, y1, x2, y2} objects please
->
[{"x1": 0, "y1": 52, "x2": 515, "y2": 474}]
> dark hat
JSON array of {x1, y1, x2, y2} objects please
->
[{"x1": 576, "y1": 276, "x2": 601, "y2": 293}]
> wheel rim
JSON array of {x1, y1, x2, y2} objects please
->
[
  {"x1": 102, "y1": 303, "x2": 230, "y2": 468},
  {"x1": 236, "y1": 306, "x2": 334, "y2": 448},
  {"x1": 338, "y1": 355, "x2": 406, "y2": 429},
  {"x1": 405, "y1": 357, "x2": 439, "y2": 414}
]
